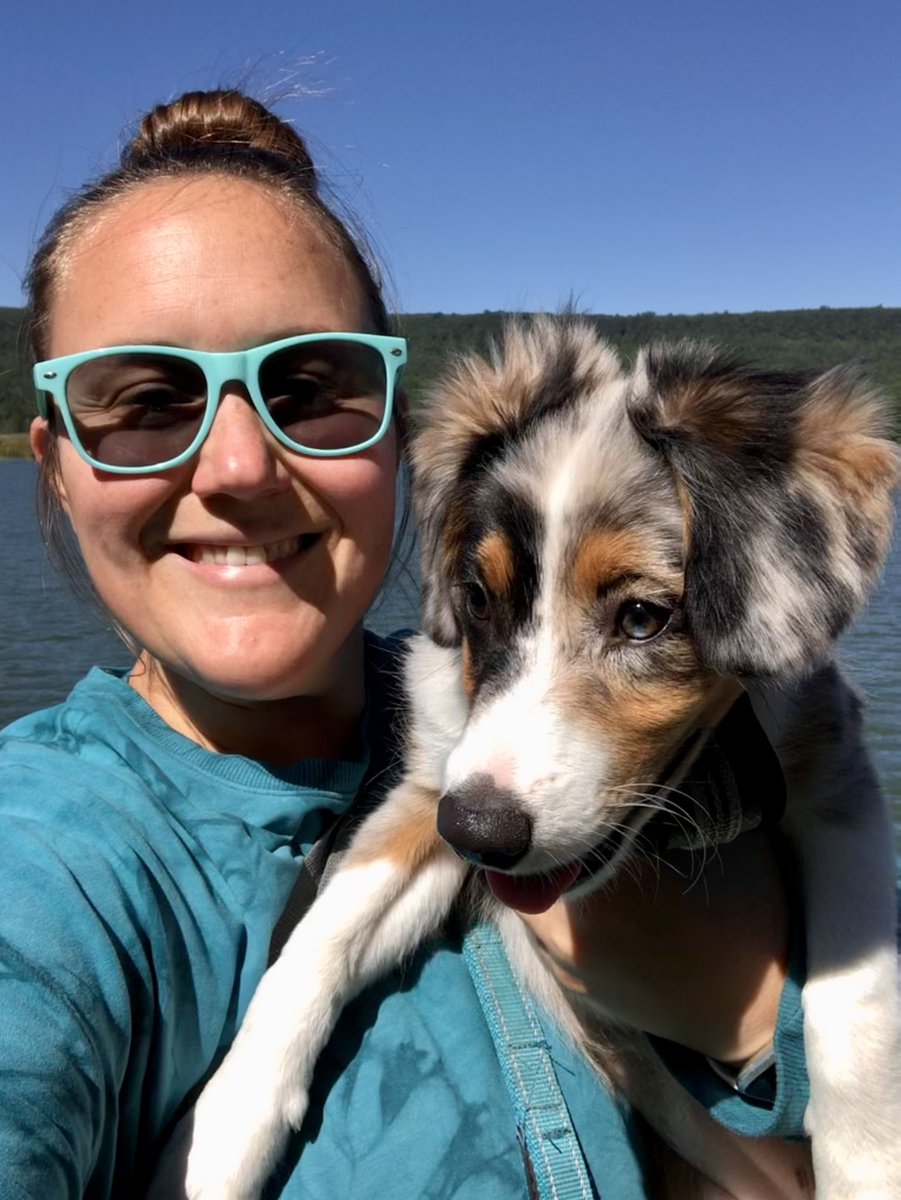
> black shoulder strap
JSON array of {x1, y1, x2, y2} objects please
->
[{"x1": 267, "y1": 633, "x2": 409, "y2": 965}]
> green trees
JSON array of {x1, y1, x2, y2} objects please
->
[
  {"x1": 0, "y1": 309, "x2": 31, "y2": 434},
  {"x1": 4, "y1": 306, "x2": 899, "y2": 434},
  {"x1": 397, "y1": 309, "x2": 901, "y2": 429}
]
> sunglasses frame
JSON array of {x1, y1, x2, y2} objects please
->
[{"x1": 33, "y1": 332, "x2": 407, "y2": 476}]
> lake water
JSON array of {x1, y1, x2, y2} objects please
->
[{"x1": 1, "y1": 458, "x2": 898, "y2": 846}]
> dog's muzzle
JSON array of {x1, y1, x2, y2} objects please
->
[{"x1": 437, "y1": 774, "x2": 533, "y2": 869}]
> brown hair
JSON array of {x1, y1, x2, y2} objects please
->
[{"x1": 25, "y1": 88, "x2": 399, "y2": 611}]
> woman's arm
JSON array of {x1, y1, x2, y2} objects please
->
[{"x1": 0, "y1": 827, "x2": 133, "y2": 1199}]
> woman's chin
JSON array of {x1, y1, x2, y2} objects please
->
[{"x1": 144, "y1": 645, "x2": 353, "y2": 705}]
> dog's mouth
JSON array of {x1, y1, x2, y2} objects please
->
[
  {"x1": 482, "y1": 822, "x2": 632, "y2": 914},
  {"x1": 472, "y1": 700, "x2": 753, "y2": 915}
]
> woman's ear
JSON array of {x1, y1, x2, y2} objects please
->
[
  {"x1": 30, "y1": 418, "x2": 70, "y2": 514},
  {"x1": 29, "y1": 416, "x2": 48, "y2": 465}
]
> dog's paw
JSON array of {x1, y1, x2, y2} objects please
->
[{"x1": 180, "y1": 1046, "x2": 311, "y2": 1200}]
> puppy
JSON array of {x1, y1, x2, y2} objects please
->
[{"x1": 171, "y1": 320, "x2": 899, "y2": 1199}]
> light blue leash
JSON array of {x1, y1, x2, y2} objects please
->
[{"x1": 463, "y1": 921, "x2": 598, "y2": 1200}]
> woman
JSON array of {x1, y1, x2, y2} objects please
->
[{"x1": 1, "y1": 89, "x2": 809, "y2": 1198}]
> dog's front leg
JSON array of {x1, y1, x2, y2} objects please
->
[
  {"x1": 156, "y1": 780, "x2": 467, "y2": 1200},
  {"x1": 751, "y1": 670, "x2": 901, "y2": 1200},
  {"x1": 784, "y1": 798, "x2": 900, "y2": 1200}
]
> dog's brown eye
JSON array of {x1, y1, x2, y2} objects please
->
[
  {"x1": 463, "y1": 581, "x2": 491, "y2": 621},
  {"x1": 616, "y1": 600, "x2": 672, "y2": 641}
]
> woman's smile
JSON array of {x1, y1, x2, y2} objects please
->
[{"x1": 177, "y1": 533, "x2": 320, "y2": 567}]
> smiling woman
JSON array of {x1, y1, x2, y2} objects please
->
[
  {"x1": 0, "y1": 88, "x2": 816, "y2": 1200},
  {"x1": 32, "y1": 173, "x2": 400, "y2": 755}
]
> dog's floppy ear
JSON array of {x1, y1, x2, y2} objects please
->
[
  {"x1": 409, "y1": 343, "x2": 522, "y2": 647},
  {"x1": 628, "y1": 342, "x2": 898, "y2": 678},
  {"x1": 411, "y1": 318, "x2": 621, "y2": 646}
]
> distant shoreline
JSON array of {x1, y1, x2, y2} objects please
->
[{"x1": 0, "y1": 434, "x2": 32, "y2": 460}]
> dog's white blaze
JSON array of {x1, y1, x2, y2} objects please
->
[
  {"x1": 404, "y1": 636, "x2": 468, "y2": 787},
  {"x1": 443, "y1": 407, "x2": 661, "y2": 868},
  {"x1": 443, "y1": 653, "x2": 613, "y2": 867},
  {"x1": 445, "y1": 429, "x2": 625, "y2": 866}
]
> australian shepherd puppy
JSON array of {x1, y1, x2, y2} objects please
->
[{"x1": 165, "y1": 320, "x2": 899, "y2": 1200}]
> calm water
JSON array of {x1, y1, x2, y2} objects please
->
[{"x1": 1, "y1": 458, "x2": 898, "y2": 843}]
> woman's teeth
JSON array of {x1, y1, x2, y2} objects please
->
[{"x1": 190, "y1": 536, "x2": 304, "y2": 566}]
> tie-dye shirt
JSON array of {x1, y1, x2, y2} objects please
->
[{"x1": 0, "y1": 636, "x2": 808, "y2": 1199}]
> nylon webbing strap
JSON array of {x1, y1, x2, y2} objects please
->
[
  {"x1": 267, "y1": 815, "x2": 351, "y2": 966},
  {"x1": 463, "y1": 921, "x2": 597, "y2": 1200},
  {"x1": 268, "y1": 633, "x2": 409, "y2": 967}
]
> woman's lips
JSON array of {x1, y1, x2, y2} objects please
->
[{"x1": 174, "y1": 532, "x2": 321, "y2": 565}]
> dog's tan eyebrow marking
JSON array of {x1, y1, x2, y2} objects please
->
[
  {"x1": 595, "y1": 572, "x2": 652, "y2": 601},
  {"x1": 569, "y1": 530, "x2": 682, "y2": 603},
  {"x1": 476, "y1": 531, "x2": 515, "y2": 597}
]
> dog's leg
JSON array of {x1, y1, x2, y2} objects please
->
[
  {"x1": 791, "y1": 814, "x2": 899, "y2": 1199},
  {"x1": 784, "y1": 802, "x2": 900, "y2": 1200},
  {"x1": 160, "y1": 780, "x2": 467, "y2": 1200},
  {"x1": 751, "y1": 670, "x2": 901, "y2": 1200}
]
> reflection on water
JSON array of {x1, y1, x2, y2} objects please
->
[{"x1": 1, "y1": 459, "x2": 898, "y2": 845}]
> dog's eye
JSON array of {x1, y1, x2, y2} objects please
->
[
  {"x1": 616, "y1": 600, "x2": 672, "y2": 641},
  {"x1": 462, "y1": 581, "x2": 491, "y2": 621}
]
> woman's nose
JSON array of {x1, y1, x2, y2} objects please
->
[{"x1": 190, "y1": 389, "x2": 290, "y2": 500}]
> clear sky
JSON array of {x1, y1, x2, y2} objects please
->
[{"x1": 3, "y1": 0, "x2": 899, "y2": 316}]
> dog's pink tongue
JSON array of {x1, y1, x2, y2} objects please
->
[{"x1": 484, "y1": 863, "x2": 582, "y2": 914}]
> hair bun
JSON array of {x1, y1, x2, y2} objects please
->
[{"x1": 123, "y1": 89, "x2": 319, "y2": 193}]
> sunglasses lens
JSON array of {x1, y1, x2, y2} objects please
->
[
  {"x1": 66, "y1": 353, "x2": 207, "y2": 469},
  {"x1": 259, "y1": 339, "x2": 388, "y2": 452}
]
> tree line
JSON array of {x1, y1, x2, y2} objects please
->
[{"x1": 3, "y1": 304, "x2": 899, "y2": 434}]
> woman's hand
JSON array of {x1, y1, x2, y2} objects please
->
[{"x1": 518, "y1": 827, "x2": 790, "y2": 1066}]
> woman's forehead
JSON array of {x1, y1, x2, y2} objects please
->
[{"x1": 48, "y1": 176, "x2": 370, "y2": 356}]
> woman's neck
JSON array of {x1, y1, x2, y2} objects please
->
[{"x1": 127, "y1": 630, "x2": 368, "y2": 765}]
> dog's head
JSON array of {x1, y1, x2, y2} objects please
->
[{"x1": 411, "y1": 319, "x2": 897, "y2": 905}]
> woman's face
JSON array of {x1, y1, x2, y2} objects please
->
[{"x1": 34, "y1": 177, "x2": 398, "y2": 716}]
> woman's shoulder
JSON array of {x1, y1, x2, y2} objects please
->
[
  {"x1": 0, "y1": 667, "x2": 298, "y2": 958},
  {"x1": 0, "y1": 666, "x2": 181, "y2": 789},
  {"x1": 2, "y1": 665, "x2": 129, "y2": 740},
  {"x1": 0, "y1": 668, "x2": 194, "y2": 849},
  {"x1": 0, "y1": 668, "x2": 233, "y2": 939},
  {"x1": 0, "y1": 668, "x2": 164, "y2": 829}
]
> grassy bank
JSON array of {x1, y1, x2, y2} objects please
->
[{"x1": 0, "y1": 433, "x2": 33, "y2": 459}]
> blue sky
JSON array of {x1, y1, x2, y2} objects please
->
[{"x1": 3, "y1": 0, "x2": 899, "y2": 315}]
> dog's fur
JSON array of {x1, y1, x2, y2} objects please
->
[{"x1": 163, "y1": 320, "x2": 899, "y2": 1199}]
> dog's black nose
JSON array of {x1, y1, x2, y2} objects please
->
[{"x1": 437, "y1": 775, "x2": 532, "y2": 869}]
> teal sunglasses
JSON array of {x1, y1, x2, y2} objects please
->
[{"x1": 33, "y1": 332, "x2": 407, "y2": 476}]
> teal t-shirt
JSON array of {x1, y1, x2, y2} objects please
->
[{"x1": 0, "y1": 639, "x2": 808, "y2": 1198}]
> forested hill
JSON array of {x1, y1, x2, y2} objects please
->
[
  {"x1": 396, "y1": 309, "x2": 901, "y2": 426},
  {"x1": 2, "y1": 305, "x2": 899, "y2": 433},
  {"x1": 0, "y1": 308, "x2": 30, "y2": 433}
]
